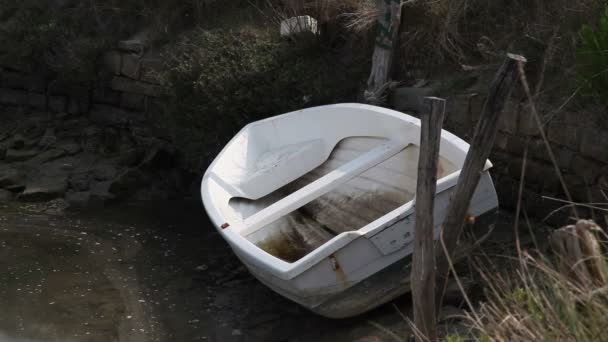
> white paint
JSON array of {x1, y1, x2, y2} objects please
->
[{"x1": 200, "y1": 103, "x2": 498, "y2": 317}]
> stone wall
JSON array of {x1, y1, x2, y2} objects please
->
[
  {"x1": 393, "y1": 82, "x2": 608, "y2": 226},
  {"x1": 0, "y1": 40, "x2": 163, "y2": 120},
  {"x1": 0, "y1": 40, "x2": 185, "y2": 208}
]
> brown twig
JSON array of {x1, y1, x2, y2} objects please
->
[{"x1": 516, "y1": 60, "x2": 579, "y2": 219}]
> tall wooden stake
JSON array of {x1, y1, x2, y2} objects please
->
[
  {"x1": 364, "y1": 0, "x2": 402, "y2": 104},
  {"x1": 412, "y1": 97, "x2": 445, "y2": 342},
  {"x1": 435, "y1": 54, "x2": 526, "y2": 313}
]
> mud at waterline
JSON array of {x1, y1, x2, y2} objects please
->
[{"x1": 0, "y1": 201, "x2": 430, "y2": 342}]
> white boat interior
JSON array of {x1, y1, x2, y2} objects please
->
[
  {"x1": 202, "y1": 104, "x2": 476, "y2": 267},
  {"x1": 229, "y1": 136, "x2": 458, "y2": 262}
]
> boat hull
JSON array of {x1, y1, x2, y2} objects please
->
[
  {"x1": 200, "y1": 104, "x2": 499, "y2": 318},
  {"x1": 224, "y1": 172, "x2": 497, "y2": 318}
]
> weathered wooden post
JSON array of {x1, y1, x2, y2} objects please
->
[
  {"x1": 364, "y1": 0, "x2": 402, "y2": 104},
  {"x1": 435, "y1": 54, "x2": 526, "y2": 312},
  {"x1": 551, "y1": 219, "x2": 607, "y2": 288},
  {"x1": 411, "y1": 97, "x2": 445, "y2": 341}
]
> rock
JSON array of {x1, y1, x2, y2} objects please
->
[
  {"x1": 68, "y1": 173, "x2": 90, "y2": 191},
  {"x1": 118, "y1": 40, "x2": 146, "y2": 55},
  {"x1": 28, "y1": 92, "x2": 47, "y2": 109},
  {"x1": 110, "y1": 76, "x2": 163, "y2": 97},
  {"x1": 0, "y1": 70, "x2": 29, "y2": 89},
  {"x1": 121, "y1": 53, "x2": 141, "y2": 79},
  {"x1": 0, "y1": 88, "x2": 27, "y2": 105},
  {"x1": 29, "y1": 149, "x2": 65, "y2": 164},
  {"x1": 0, "y1": 189, "x2": 12, "y2": 202},
  {"x1": 90, "y1": 180, "x2": 114, "y2": 205},
  {"x1": 91, "y1": 164, "x2": 117, "y2": 181},
  {"x1": 0, "y1": 165, "x2": 24, "y2": 190},
  {"x1": 280, "y1": 16, "x2": 318, "y2": 37},
  {"x1": 39, "y1": 128, "x2": 56, "y2": 148},
  {"x1": 66, "y1": 191, "x2": 91, "y2": 208},
  {"x1": 109, "y1": 168, "x2": 146, "y2": 196},
  {"x1": 117, "y1": 147, "x2": 140, "y2": 167},
  {"x1": 8, "y1": 134, "x2": 25, "y2": 149},
  {"x1": 120, "y1": 92, "x2": 146, "y2": 111},
  {"x1": 92, "y1": 87, "x2": 121, "y2": 106},
  {"x1": 547, "y1": 122, "x2": 579, "y2": 149},
  {"x1": 90, "y1": 104, "x2": 141, "y2": 126},
  {"x1": 48, "y1": 96, "x2": 67, "y2": 112},
  {"x1": 82, "y1": 125, "x2": 102, "y2": 151},
  {"x1": 5, "y1": 148, "x2": 38, "y2": 162},
  {"x1": 58, "y1": 141, "x2": 81, "y2": 155},
  {"x1": 140, "y1": 55, "x2": 162, "y2": 83},
  {"x1": 103, "y1": 51, "x2": 122, "y2": 75},
  {"x1": 18, "y1": 175, "x2": 68, "y2": 202},
  {"x1": 67, "y1": 96, "x2": 90, "y2": 115},
  {"x1": 139, "y1": 144, "x2": 176, "y2": 170},
  {"x1": 580, "y1": 129, "x2": 608, "y2": 164}
]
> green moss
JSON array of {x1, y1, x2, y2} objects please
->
[
  {"x1": 0, "y1": 0, "x2": 145, "y2": 81},
  {"x1": 577, "y1": 5, "x2": 608, "y2": 106}
]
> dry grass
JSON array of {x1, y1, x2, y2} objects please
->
[{"x1": 465, "y1": 236, "x2": 608, "y2": 341}]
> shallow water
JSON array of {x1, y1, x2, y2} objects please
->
[{"x1": 0, "y1": 201, "x2": 413, "y2": 342}]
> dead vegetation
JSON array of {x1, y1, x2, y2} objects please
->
[{"x1": 463, "y1": 220, "x2": 607, "y2": 341}]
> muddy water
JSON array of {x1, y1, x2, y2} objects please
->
[{"x1": 0, "y1": 201, "x2": 414, "y2": 342}]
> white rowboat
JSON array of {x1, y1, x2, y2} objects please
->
[{"x1": 201, "y1": 103, "x2": 498, "y2": 318}]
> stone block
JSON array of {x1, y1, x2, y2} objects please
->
[
  {"x1": 110, "y1": 76, "x2": 163, "y2": 97},
  {"x1": 48, "y1": 96, "x2": 67, "y2": 112},
  {"x1": 92, "y1": 87, "x2": 121, "y2": 105},
  {"x1": 120, "y1": 92, "x2": 146, "y2": 111},
  {"x1": 18, "y1": 175, "x2": 68, "y2": 202},
  {"x1": 5, "y1": 148, "x2": 38, "y2": 162},
  {"x1": 504, "y1": 134, "x2": 527, "y2": 155},
  {"x1": 118, "y1": 39, "x2": 146, "y2": 55},
  {"x1": 0, "y1": 189, "x2": 12, "y2": 202},
  {"x1": 140, "y1": 55, "x2": 162, "y2": 83},
  {"x1": 580, "y1": 128, "x2": 608, "y2": 163},
  {"x1": 392, "y1": 87, "x2": 434, "y2": 113},
  {"x1": 66, "y1": 191, "x2": 91, "y2": 208},
  {"x1": 0, "y1": 165, "x2": 24, "y2": 190},
  {"x1": 445, "y1": 93, "x2": 478, "y2": 128},
  {"x1": 494, "y1": 132, "x2": 509, "y2": 151},
  {"x1": 498, "y1": 100, "x2": 520, "y2": 135},
  {"x1": 28, "y1": 92, "x2": 46, "y2": 109},
  {"x1": 554, "y1": 110, "x2": 598, "y2": 128},
  {"x1": 0, "y1": 70, "x2": 29, "y2": 89},
  {"x1": 121, "y1": 53, "x2": 141, "y2": 79},
  {"x1": 103, "y1": 51, "x2": 122, "y2": 75},
  {"x1": 67, "y1": 96, "x2": 90, "y2": 115},
  {"x1": 0, "y1": 88, "x2": 27, "y2": 105},
  {"x1": 47, "y1": 80, "x2": 69, "y2": 96},
  {"x1": 547, "y1": 121, "x2": 578, "y2": 149},
  {"x1": 517, "y1": 109, "x2": 539, "y2": 136},
  {"x1": 27, "y1": 77, "x2": 47, "y2": 93},
  {"x1": 571, "y1": 155, "x2": 603, "y2": 184},
  {"x1": 90, "y1": 104, "x2": 141, "y2": 126}
]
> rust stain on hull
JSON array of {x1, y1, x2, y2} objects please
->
[{"x1": 329, "y1": 254, "x2": 348, "y2": 285}]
